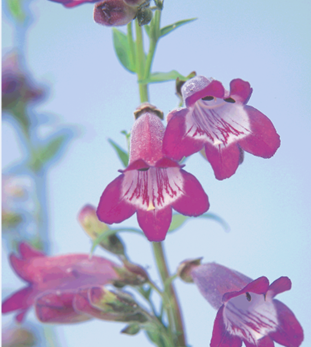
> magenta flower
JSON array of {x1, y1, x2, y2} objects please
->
[
  {"x1": 191, "y1": 263, "x2": 304, "y2": 347},
  {"x1": 97, "y1": 103, "x2": 209, "y2": 242},
  {"x1": 163, "y1": 76, "x2": 280, "y2": 180},
  {"x1": 2, "y1": 243, "x2": 119, "y2": 323}
]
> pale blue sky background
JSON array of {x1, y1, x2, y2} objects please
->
[{"x1": 2, "y1": 0, "x2": 311, "y2": 346}]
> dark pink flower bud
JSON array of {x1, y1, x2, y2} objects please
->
[
  {"x1": 94, "y1": 0, "x2": 136, "y2": 27},
  {"x1": 97, "y1": 103, "x2": 209, "y2": 241}
]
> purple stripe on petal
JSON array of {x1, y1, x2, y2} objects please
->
[
  {"x1": 244, "y1": 336, "x2": 275, "y2": 347},
  {"x1": 137, "y1": 206, "x2": 172, "y2": 241},
  {"x1": 269, "y1": 300, "x2": 304, "y2": 347},
  {"x1": 172, "y1": 169, "x2": 209, "y2": 216},
  {"x1": 97, "y1": 174, "x2": 136, "y2": 224},
  {"x1": 204, "y1": 142, "x2": 241, "y2": 180},
  {"x1": 211, "y1": 306, "x2": 243, "y2": 347},
  {"x1": 239, "y1": 106, "x2": 280, "y2": 158}
]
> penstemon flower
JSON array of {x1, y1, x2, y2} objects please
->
[
  {"x1": 97, "y1": 103, "x2": 209, "y2": 241},
  {"x1": 2, "y1": 243, "x2": 120, "y2": 323},
  {"x1": 190, "y1": 263, "x2": 303, "y2": 347},
  {"x1": 163, "y1": 76, "x2": 281, "y2": 180}
]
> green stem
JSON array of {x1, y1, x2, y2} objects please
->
[
  {"x1": 144, "y1": 10, "x2": 161, "y2": 80},
  {"x1": 127, "y1": 22, "x2": 136, "y2": 69},
  {"x1": 135, "y1": 19, "x2": 148, "y2": 102},
  {"x1": 152, "y1": 242, "x2": 186, "y2": 346}
]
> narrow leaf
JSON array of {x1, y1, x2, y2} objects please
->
[
  {"x1": 168, "y1": 213, "x2": 230, "y2": 233},
  {"x1": 121, "y1": 324, "x2": 140, "y2": 335},
  {"x1": 160, "y1": 18, "x2": 197, "y2": 38},
  {"x1": 108, "y1": 138, "x2": 129, "y2": 167},
  {"x1": 139, "y1": 70, "x2": 187, "y2": 84},
  {"x1": 112, "y1": 28, "x2": 135, "y2": 73}
]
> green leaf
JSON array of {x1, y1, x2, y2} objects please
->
[
  {"x1": 6, "y1": 0, "x2": 26, "y2": 22},
  {"x1": 112, "y1": 28, "x2": 135, "y2": 73},
  {"x1": 29, "y1": 132, "x2": 72, "y2": 172},
  {"x1": 139, "y1": 70, "x2": 187, "y2": 84},
  {"x1": 108, "y1": 139, "x2": 129, "y2": 167},
  {"x1": 168, "y1": 213, "x2": 230, "y2": 233},
  {"x1": 90, "y1": 227, "x2": 143, "y2": 256},
  {"x1": 160, "y1": 18, "x2": 197, "y2": 38}
]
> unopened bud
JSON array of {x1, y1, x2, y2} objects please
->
[
  {"x1": 136, "y1": 7, "x2": 153, "y2": 26},
  {"x1": 177, "y1": 257, "x2": 203, "y2": 283},
  {"x1": 113, "y1": 261, "x2": 149, "y2": 287},
  {"x1": 121, "y1": 323, "x2": 140, "y2": 335},
  {"x1": 94, "y1": 0, "x2": 137, "y2": 27},
  {"x1": 78, "y1": 204, "x2": 125, "y2": 255}
]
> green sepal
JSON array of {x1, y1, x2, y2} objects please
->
[
  {"x1": 160, "y1": 18, "x2": 197, "y2": 38},
  {"x1": 139, "y1": 70, "x2": 187, "y2": 84},
  {"x1": 112, "y1": 28, "x2": 136, "y2": 73},
  {"x1": 121, "y1": 323, "x2": 141, "y2": 335},
  {"x1": 108, "y1": 138, "x2": 129, "y2": 167},
  {"x1": 168, "y1": 213, "x2": 230, "y2": 233}
]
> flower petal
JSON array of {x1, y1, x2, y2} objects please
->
[
  {"x1": 163, "y1": 109, "x2": 206, "y2": 161},
  {"x1": 182, "y1": 76, "x2": 225, "y2": 107},
  {"x1": 19, "y1": 243, "x2": 45, "y2": 259},
  {"x1": 223, "y1": 277, "x2": 269, "y2": 302},
  {"x1": 191, "y1": 263, "x2": 252, "y2": 310},
  {"x1": 97, "y1": 174, "x2": 136, "y2": 224},
  {"x1": 269, "y1": 299, "x2": 304, "y2": 347},
  {"x1": 229, "y1": 79, "x2": 253, "y2": 104},
  {"x1": 210, "y1": 306, "x2": 243, "y2": 347},
  {"x1": 35, "y1": 292, "x2": 90, "y2": 324},
  {"x1": 204, "y1": 142, "x2": 242, "y2": 180},
  {"x1": 9, "y1": 254, "x2": 31, "y2": 282},
  {"x1": 2, "y1": 286, "x2": 34, "y2": 322},
  {"x1": 137, "y1": 206, "x2": 172, "y2": 241},
  {"x1": 238, "y1": 106, "x2": 280, "y2": 158},
  {"x1": 268, "y1": 277, "x2": 292, "y2": 298},
  {"x1": 244, "y1": 336, "x2": 274, "y2": 347},
  {"x1": 172, "y1": 169, "x2": 209, "y2": 216}
]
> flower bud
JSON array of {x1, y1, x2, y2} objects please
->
[
  {"x1": 136, "y1": 7, "x2": 152, "y2": 26},
  {"x1": 177, "y1": 257, "x2": 202, "y2": 283},
  {"x1": 94, "y1": 0, "x2": 136, "y2": 27},
  {"x1": 78, "y1": 204, "x2": 125, "y2": 255},
  {"x1": 112, "y1": 260, "x2": 149, "y2": 287}
]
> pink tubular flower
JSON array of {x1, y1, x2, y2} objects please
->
[
  {"x1": 191, "y1": 263, "x2": 304, "y2": 347},
  {"x1": 163, "y1": 76, "x2": 280, "y2": 180},
  {"x1": 97, "y1": 103, "x2": 209, "y2": 242},
  {"x1": 2, "y1": 243, "x2": 120, "y2": 323}
]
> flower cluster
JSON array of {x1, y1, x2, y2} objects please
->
[
  {"x1": 97, "y1": 75, "x2": 280, "y2": 241},
  {"x1": 2, "y1": 243, "x2": 147, "y2": 323}
]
